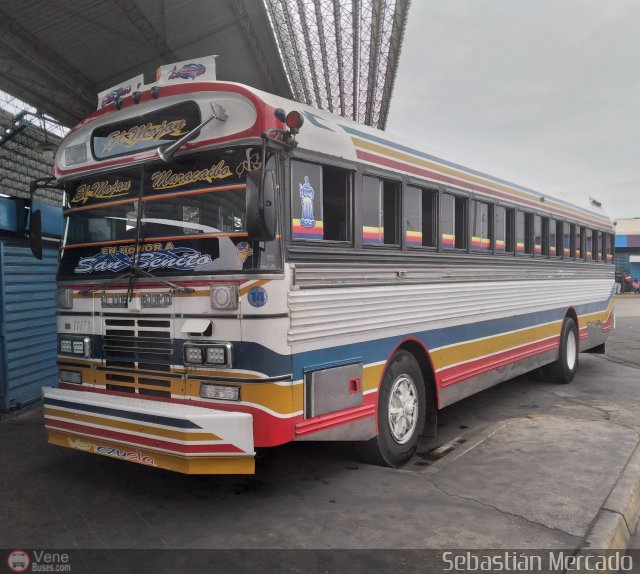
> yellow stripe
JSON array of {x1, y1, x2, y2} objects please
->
[
  {"x1": 363, "y1": 363, "x2": 384, "y2": 392},
  {"x1": 44, "y1": 407, "x2": 221, "y2": 441},
  {"x1": 431, "y1": 321, "x2": 562, "y2": 371}
]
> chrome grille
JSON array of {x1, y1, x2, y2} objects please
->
[{"x1": 103, "y1": 318, "x2": 172, "y2": 373}]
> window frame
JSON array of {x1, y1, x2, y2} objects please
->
[
  {"x1": 439, "y1": 190, "x2": 468, "y2": 251},
  {"x1": 289, "y1": 158, "x2": 354, "y2": 245},
  {"x1": 470, "y1": 198, "x2": 493, "y2": 254},
  {"x1": 516, "y1": 210, "x2": 534, "y2": 256},
  {"x1": 404, "y1": 185, "x2": 438, "y2": 250},
  {"x1": 361, "y1": 174, "x2": 401, "y2": 248}
]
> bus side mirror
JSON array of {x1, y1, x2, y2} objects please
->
[
  {"x1": 246, "y1": 169, "x2": 276, "y2": 241},
  {"x1": 29, "y1": 209, "x2": 43, "y2": 260}
]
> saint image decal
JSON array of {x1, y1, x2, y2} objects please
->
[
  {"x1": 299, "y1": 176, "x2": 316, "y2": 228},
  {"x1": 291, "y1": 163, "x2": 324, "y2": 240}
]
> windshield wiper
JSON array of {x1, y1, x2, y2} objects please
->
[
  {"x1": 78, "y1": 271, "x2": 134, "y2": 295},
  {"x1": 158, "y1": 101, "x2": 227, "y2": 162},
  {"x1": 126, "y1": 264, "x2": 194, "y2": 294},
  {"x1": 79, "y1": 268, "x2": 194, "y2": 296}
]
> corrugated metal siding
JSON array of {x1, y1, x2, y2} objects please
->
[{"x1": 0, "y1": 242, "x2": 58, "y2": 411}]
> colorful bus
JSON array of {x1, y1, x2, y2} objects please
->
[{"x1": 34, "y1": 56, "x2": 615, "y2": 474}]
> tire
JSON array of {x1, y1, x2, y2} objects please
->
[
  {"x1": 357, "y1": 350, "x2": 426, "y2": 467},
  {"x1": 544, "y1": 317, "x2": 579, "y2": 384}
]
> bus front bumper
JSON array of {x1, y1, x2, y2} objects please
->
[{"x1": 42, "y1": 387, "x2": 255, "y2": 474}]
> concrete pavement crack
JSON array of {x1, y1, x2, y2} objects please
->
[
  {"x1": 602, "y1": 506, "x2": 632, "y2": 535},
  {"x1": 598, "y1": 354, "x2": 640, "y2": 370},
  {"x1": 428, "y1": 480, "x2": 580, "y2": 540},
  {"x1": 535, "y1": 388, "x2": 639, "y2": 434}
]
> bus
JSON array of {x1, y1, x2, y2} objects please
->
[{"x1": 33, "y1": 56, "x2": 615, "y2": 475}]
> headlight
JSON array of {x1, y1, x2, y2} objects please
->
[
  {"x1": 184, "y1": 346, "x2": 204, "y2": 364},
  {"x1": 59, "y1": 336, "x2": 90, "y2": 357},
  {"x1": 57, "y1": 289, "x2": 73, "y2": 309},
  {"x1": 206, "y1": 347, "x2": 226, "y2": 364},
  {"x1": 200, "y1": 383, "x2": 240, "y2": 401},
  {"x1": 183, "y1": 343, "x2": 233, "y2": 368},
  {"x1": 210, "y1": 284, "x2": 238, "y2": 310}
]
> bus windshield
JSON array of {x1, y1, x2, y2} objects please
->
[{"x1": 59, "y1": 147, "x2": 282, "y2": 277}]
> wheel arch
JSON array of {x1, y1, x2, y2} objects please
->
[
  {"x1": 385, "y1": 337, "x2": 439, "y2": 438},
  {"x1": 565, "y1": 306, "x2": 579, "y2": 331}
]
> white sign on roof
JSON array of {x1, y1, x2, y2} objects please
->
[{"x1": 156, "y1": 55, "x2": 217, "y2": 85}]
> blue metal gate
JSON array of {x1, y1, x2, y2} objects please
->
[{"x1": 0, "y1": 242, "x2": 59, "y2": 411}]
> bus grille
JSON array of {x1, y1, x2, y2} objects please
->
[{"x1": 103, "y1": 318, "x2": 172, "y2": 373}]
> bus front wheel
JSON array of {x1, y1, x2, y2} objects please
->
[
  {"x1": 357, "y1": 350, "x2": 426, "y2": 467},
  {"x1": 544, "y1": 317, "x2": 579, "y2": 384}
]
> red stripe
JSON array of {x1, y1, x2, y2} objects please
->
[
  {"x1": 294, "y1": 403, "x2": 376, "y2": 437},
  {"x1": 44, "y1": 418, "x2": 243, "y2": 454},
  {"x1": 438, "y1": 337, "x2": 560, "y2": 387},
  {"x1": 356, "y1": 149, "x2": 609, "y2": 228}
]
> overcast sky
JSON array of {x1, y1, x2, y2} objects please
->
[{"x1": 387, "y1": 0, "x2": 640, "y2": 220}]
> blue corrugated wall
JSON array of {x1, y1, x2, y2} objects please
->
[{"x1": 0, "y1": 243, "x2": 59, "y2": 411}]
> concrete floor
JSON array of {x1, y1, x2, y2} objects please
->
[{"x1": 1, "y1": 297, "x2": 639, "y2": 561}]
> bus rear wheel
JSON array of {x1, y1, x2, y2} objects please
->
[
  {"x1": 357, "y1": 350, "x2": 426, "y2": 467},
  {"x1": 544, "y1": 317, "x2": 579, "y2": 384}
]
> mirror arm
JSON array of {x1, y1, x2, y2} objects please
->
[
  {"x1": 158, "y1": 101, "x2": 227, "y2": 162},
  {"x1": 29, "y1": 176, "x2": 63, "y2": 199},
  {"x1": 258, "y1": 138, "x2": 268, "y2": 210}
]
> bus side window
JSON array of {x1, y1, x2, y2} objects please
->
[
  {"x1": 557, "y1": 221, "x2": 564, "y2": 257},
  {"x1": 322, "y1": 165, "x2": 351, "y2": 242},
  {"x1": 494, "y1": 206, "x2": 514, "y2": 253},
  {"x1": 440, "y1": 192, "x2": 467, "y2": 250},
  {"x1": 576, "y1": 225, "x2": 583, "y2": 259},
  {"x1": 585, "y1": 228, "x2": 593, "y2": 261},
  {"x1": 362, "y1": 176, "x2": 399, "y2": 246},
  {"x1": 598, "y1": 231, "x2": 605, "y2": 262},
  {"x1": 290, "y1": 161, "x2": 352, "y2": 242},
  {"x1": 291, "y1": 161, "x2": 324, "y2": 240},
  {"x1": 533, "y1": 215, "x2": 547, "y2": 257},
  {"x1": 471, "y1": 200, "x2": 491, "y2": 252},
  {"x1": 563, "y1": 222, "x2": 572, "y2": 258},
  {"x1": 516, "y1": 211, "x2": 533, "y2": 255},
  {"x1": 549, "y1": 219, "x2": 558, "y2": 256},
  {"x1": 405, "y1": 186, "x2": 437, "y2": 248}
]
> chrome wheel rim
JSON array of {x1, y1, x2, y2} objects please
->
[
  {"x1": 566, "y1": 330, "x2": 577, "y2": 370},
  {"x1": 388, "y1": 374, "x2": 419, "y2": 444}
]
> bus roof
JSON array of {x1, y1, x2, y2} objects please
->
[{"x1": 57, "y1": 79, "x2": 613, "y2": 230}]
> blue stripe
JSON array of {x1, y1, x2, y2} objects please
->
[
  {"x1": 44, "y1": 396, "x2": 201, "y2": 428},
  {"x1": 59, "y1": 335, "x2": 292, "y2": 378}
]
